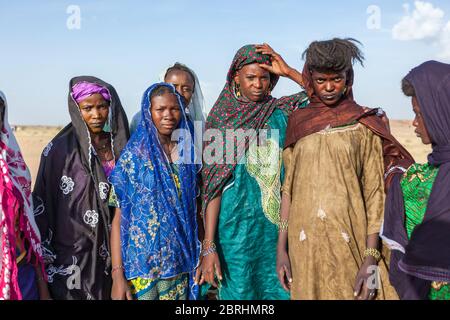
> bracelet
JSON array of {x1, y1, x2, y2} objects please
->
[
  {"x1": 278, "y1": 219, "x2": 289, "y2": 232},
  {"x1": 111, "y1": 265, "x2": 124, "y2": 274},
  {"x1": 202, "y1": 239, "x2": 216, "y2": 248},
  {"x1": 201, "y1": 246, "x2": 217, "y2": 257},
  {"x1": 363, "y1": 248, "x2": 381, "y2": 262}
]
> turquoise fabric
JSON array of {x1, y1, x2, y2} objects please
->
[{"x1": 215, "y1": 108, "x2": 290, "y2": 300}]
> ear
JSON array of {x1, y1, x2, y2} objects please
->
[{"x1": 234, "y1": 71, "x2": 240, "y2": 85}]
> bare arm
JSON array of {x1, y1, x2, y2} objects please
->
[
  {"x1": 195, "y1": 194, "x2": 223, "y2": 287},
  {"x1": 256, "y1": 43, "x2": 304, "y2": 87},
  {"x1": 276, "y1": 193, "x2": 293, "y2": 291},
  {"x1": 110, "y1": 208, "x2": 132, "y2": 300}
]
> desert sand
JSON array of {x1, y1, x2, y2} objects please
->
[{"x1": 14, "y1": 120, "x2": 431, "y2": 186}]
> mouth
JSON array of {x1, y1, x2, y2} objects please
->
[
  {"x1": 321, "y1": 94, "x2": 337, "y2": 101},
  {"x1": 90, "y1": 122, "x2": 104, "y2": 128},
  {"x1": 161, "y1": 123, "x2": 176, "y2": 129},
  {"x1": 251, "y1": 91, "x2": 264, "y2": 97}
]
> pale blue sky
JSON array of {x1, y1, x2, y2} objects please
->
[{"x1": 1, "y1": 0, "x2": 450, "y2": 125}]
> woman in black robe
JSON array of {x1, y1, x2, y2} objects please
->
[{"x1": 33, "y1": 76, "x2": 129, "y2": 300}]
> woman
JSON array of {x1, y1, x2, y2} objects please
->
[
  {"x1": 33, "y1": 77, "x2": 130, "y2": 300},
  {"x1": 381, "y1": 60, "x2": 450, "y2": 300},
  {"x1": 109, "y1": 83, "x2": 200, "y2": 300},
  {"x1": 195, "y1": 44, "x2": 308, "y2": 300},
  {"x1": 277, "y1": 38, "x2": 413, "y2": 300},
  {"x1": 129, "y1": 62, "x2": 206, "y2": 136},
  {"x1": 0, "y1": 91, "x2": 48, "y2": 300}
]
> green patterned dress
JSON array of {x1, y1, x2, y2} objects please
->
[
  {"x1": 400, "y1": 163, "x2": 450, "y2": 300},
  {"x1": 215, "y1": 108, "x2": 290, "y2": 300}
]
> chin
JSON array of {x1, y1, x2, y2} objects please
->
[{"x1": 89, "y1": 128, "x2": 103, "y2": 134}]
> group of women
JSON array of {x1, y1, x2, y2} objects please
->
[{"x1": 1, "y1": 38, "x2": 449, "y2": 300}]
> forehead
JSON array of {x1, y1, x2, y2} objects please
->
[
  {"x1": 165, "y1": 70, "x2": 194, "y2": 85},
  {"x1": 311, "y1": 70, "x2": 346, "y2": 78},
  {"x1": 239, "y1": 63, "x2": 270, "y2": 76},
  {"x1": 151, "y1": 92, "x2": 179, "y2": 106},
  {"x1": 78, "y1": 93, "x2": 108, "y2": 105}
]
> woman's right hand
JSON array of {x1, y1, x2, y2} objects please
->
[
  {"x1": 111, "y1": 273, "x2": 133, "y2": 300},
  {"x1": 195, "y1": 252, "x2": 222, "y2": 287},
  {"x1": 276, "y1": 248, "x2": 292, "y2": 292}
]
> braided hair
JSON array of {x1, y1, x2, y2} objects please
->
[{"x1": 302, "y1": 38, "x2": 364, "y2": 73}]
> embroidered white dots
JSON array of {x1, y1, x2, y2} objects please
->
[
  {"x1": 43, "y1": 142, "x2": 53, "y2": 157},
  {"x1": 341, "y1": 232, "x2": 351, "y2": 243},
  {"x1": 299, "y1": 230, "x2": 307, "y2": 242},
  {"x1": 83, "y1": 210, "x2": 99, "y2": 228},
  {"x1": 60, "y1": 176, "x2": 75, "y2": 195},
  {"x1": 317, "y1": 208, "x2": 327, "y2": 221},
  {"x1": 99, "y1": 182, "x2": 109, "y2": 200}
]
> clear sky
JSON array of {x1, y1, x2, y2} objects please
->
[{"x1": 1, "y1": 0, "x2": 450, "y2": 125}]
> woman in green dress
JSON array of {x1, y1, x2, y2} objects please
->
[
  {"x1": 194, "y1": 44, "x2": 308, "y2": 299},
  {"x1": 381, "y1": 60, "x2": 450, "y2": 300}
]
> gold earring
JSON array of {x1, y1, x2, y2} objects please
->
[{"x1": 236, "y1": 84, "x2": 241, "y2": 97}]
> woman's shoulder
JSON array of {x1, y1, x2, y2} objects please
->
[{"x1": 40, "y1": 126, "x2": 77, "y2": 159}]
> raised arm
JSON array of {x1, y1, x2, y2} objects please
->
[{"x1": 255, "y1": 43, "x2": 304, "y2": 87}]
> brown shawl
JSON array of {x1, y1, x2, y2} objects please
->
[{"x1": 285, "y1": 65, "x2": 414, "y2": 188}]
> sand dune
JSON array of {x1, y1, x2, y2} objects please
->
[{"x1": 14, "y1": 120, "x2": 431, "y2": 186}]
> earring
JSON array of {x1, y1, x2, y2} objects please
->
[
  {"x1": 343, "y1": 86, "x2": 348, "y2": 95},
  {"x1": 235, "y1": 83, "x2": 241, "y2": 98}
]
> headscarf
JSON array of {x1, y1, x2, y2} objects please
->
[
  {"x1": 284, "y1": 64, "x2": 414, "y2": 187},
  {"x1": 0, "y1": 91, "x2": 44, "y2": 300},
  {"x1": 109, "y1": 83, "x2": 201, "y2": 299},
  {"x1": 201, "y1": 45, "x2": 308, "y2": 215},
  {"x1": 381, "y1": 61, "x2": 450, "y2": 299},
  {"x1": 71, "y1": 82, "x2": 111, "y2": 104}
]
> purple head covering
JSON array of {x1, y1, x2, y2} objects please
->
[
  {"x1": 382, "y1": 61, "x2": 450, "y2": 299},
  {"x1": 71, "y1": 81, "x2": 111, "y2": 104}
]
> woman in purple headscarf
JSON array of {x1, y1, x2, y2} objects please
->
[
  {"x1": 33, "y1": 77, "x2": 129, "y2": 299},
  {"x1": 381, "y1": 61, "x2": 450, "y2": 300}
]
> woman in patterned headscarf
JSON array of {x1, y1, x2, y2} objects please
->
[
  {"x1": 33, "y1": 77, "x2": 129, "y2": 300},
  {"x1": 195, "y1": 44, "x2": 308, "y2": 300},
  {"x1": 0, "y1": 91, "x2": 48, "y2": 300}
]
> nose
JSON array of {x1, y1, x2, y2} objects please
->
[
  {"x1": 412, "y1": 117, "x2": 419, "y2": 128},
  {"x1": 254, "y1": 78, "x2": 263, "y2": 89},
  {"x1": 162, "y1": 109, "x2": 174, "y2": 120},
  {"x1": 91, "y1": 108, "x2": 101, "y2": 119},
  {"x1": 325, "y1": 81, "x2": 334, "y2": 92}
]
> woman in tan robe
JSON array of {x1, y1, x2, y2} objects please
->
[{"x1": 276, "y1": 38, "x2": 413, "y2": 300}]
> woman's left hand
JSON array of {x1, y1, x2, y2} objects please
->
[
  {"x1": 354, "y1": 257, "x2": 378, "y2": 300},
  {"x1": 255, "y1": 43, "x2": 293, "y2": 78}
]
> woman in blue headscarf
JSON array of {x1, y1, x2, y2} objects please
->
[{"x1": 109, "y1": 83, "x2": 201, "y2": 300}]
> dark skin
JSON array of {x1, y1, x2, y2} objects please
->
[
  {"x1": 78, "y1": 93, "x2": 113, "y2": 162},
  {"x1": 311, "y1": 70, "x2": 391, "y2": 130},
  {"x1": 412, "y1": 96, "x2": 432, "y2": 145},
  {"x1": 110, "y1": 92, "x2": 181, "y2": 300},
  {"x1": 311, "y1": 70, "x2": 347, "y2": 106},
  {"x1": 194, "y1": 43, "x2": 303, "y2": 287},
  {"x1": 277, "y1": 69, "x2": 380, "y2": 300},
  {"x1": 165, "y1": 70, "x2": 195, "y2": 107}
]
